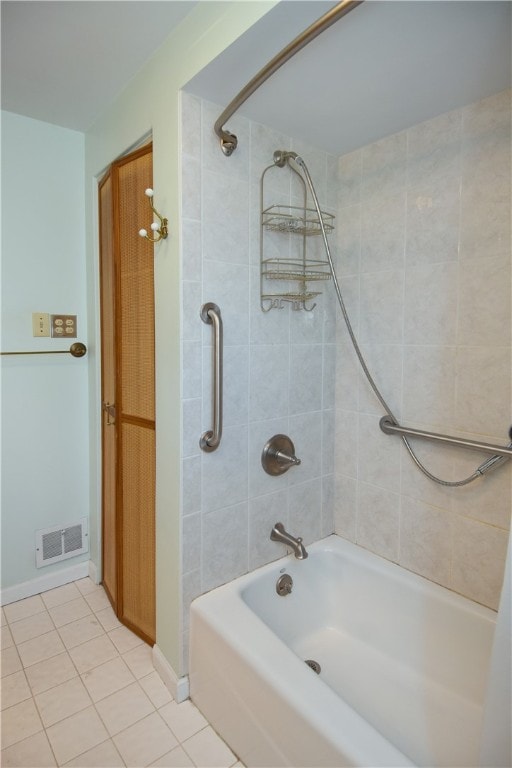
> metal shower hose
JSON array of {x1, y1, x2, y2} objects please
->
[{"x1": 293, "y1": 154, "x2": 485, "y2": 487}]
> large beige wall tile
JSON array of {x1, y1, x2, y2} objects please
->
[{"x1": 451, "y1": 516, "x2": 509, "y2": 609}]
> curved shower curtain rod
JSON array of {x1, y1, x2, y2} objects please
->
[{"x1": 214, "y1": 0, "x2": 364, "y2": 156}]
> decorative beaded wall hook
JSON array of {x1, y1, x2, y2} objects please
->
[{"x1": 138, "y1": 188, "x2": 168, "y2": 242}]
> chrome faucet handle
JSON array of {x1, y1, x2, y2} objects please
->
[
  {"x1": 275, "y1": 450, "x2": 301, "y2": 467},
  {"x1": 262, "y1": 435, "x2": 301, "y2": 476}
]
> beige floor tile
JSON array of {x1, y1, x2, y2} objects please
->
[
  {"x1": 9, "y1": 611, "x2": 54, "y2": 645},
  {"x1": 182, "y1": 726, "x2": 237, "y2": 768},
  {"x1": 1, "y1": 670, "x2": 32, "y2": 710},
  {"x1": 84, "y1": 589, "x2": 111, "y2": 613},
  {"x1": 1, "y1": 730, "x2": 57, "y2": 767},
  {"x1": 81, "y1": 656, "x2": 135, "y2": 702},
  {"x1": 95, "y1": 605, "x2": 122, "y2": 632},
  {"x1": 1, "y1": 646, "x2": 23, "y2": 678},
  {"x1": 113, "y1": 712, "x2": 178, "y2": 767},
  {"x1": 122, "y1": 643, "x2": 154, "y2": 679},
  {"x1": 159, "y1": 700, "x2": 208, "y2": 743},
  {"x1": 108, "y1": 625, "x2": 144, "y2": 654},
  {"x1": 139, "y1": 671, "x2": 173, "y2": 708},
  {"x1": 49, "y1": 597, "x2": 92, "y2": 628},
  {"x1": 35, "y1": 676, "x2": 92, "y2": 727},
  {"x1": 58, "y1": 614, "x2": 105, "y2": 649},
  {"x1": 17, "y1": 630, "x2": 66, "y2": 668},
  {"x1": 46, "y1": 706, "x2": 109, "y2": 765},
  {"x1": 41, "y1": 583, "x2": 82, "y2": 609},
  {"x1": 63, "y1": 738, "x2": 125, "y2": 767},
  {"x1": 1, "y1": 697, "x2": 43, "y2": 749},
  {"x1": 3, "y1": 595, "x2": 46, "y2": 624},
  {"x1": 1, "y1": 624, "x2": 14, "y2": 649},
  {"x1": 74, "y1": 578, "x2": 102, "y2": 596},
  {"x1": 68, "y1": 633, "x2": 118, "y2": 673},
  {"x1": 1, "y1": 608, "x2": 6, "y2": 626},
  {"x1": 24, "y1": 651, "x2": 78, "y2": 695},
  {"x1": 150, "y1": 745, "x2": 194, "y2": 767},
  {"x1": 95, "y1": 681, "x2": 155, "y2": 736},
  {"x1": 2, "y1": 579, "x2": 239, "y2": 768}
]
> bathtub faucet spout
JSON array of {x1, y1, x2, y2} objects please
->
[{"x1": 270, "y1": 522, "x2": 308, "y2": 560}]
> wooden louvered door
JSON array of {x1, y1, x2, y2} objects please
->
[
  {"x1": 99, "y1": 169, "x2": 118, "y2": 611},
  {"x1": 98, "y1": 143, "x2": 156, "y2": 645}
]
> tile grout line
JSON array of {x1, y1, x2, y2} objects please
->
[{"x1": 61, "y1": 736, "x2": 126, "y2": 768}]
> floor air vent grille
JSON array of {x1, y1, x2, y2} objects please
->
[{"x1": 36, "y1": 518, "x2": 88, "y2": 568}]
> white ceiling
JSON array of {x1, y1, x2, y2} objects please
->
[
  {"x1": 1, "y1": 0, "x2": 510, "y2": 154},
  {"x1": 1, "y1": 1, "x2": 198, "y2": 131}
]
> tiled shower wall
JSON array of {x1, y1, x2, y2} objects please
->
[
  {"x1": 333, "y1": 89, "x2": 511, "y2": 612},
  {"x1": 179, "y1": 93, "x2": 338, "y2": 673},
  {"x1": 180, "y1": 89, "x2": 511, "y2": 672}
]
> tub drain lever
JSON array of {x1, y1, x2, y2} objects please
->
[{"x1": 276, "y1": 573, "x2": 293, "y2": 596}]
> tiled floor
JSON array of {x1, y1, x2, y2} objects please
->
[{"x1": 1, "y1": 578, "x2": 242, "y2": 767}]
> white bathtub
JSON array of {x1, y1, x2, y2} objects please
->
[{"x1": 189, "y1": 535, "x2": 497, "y2": 767}]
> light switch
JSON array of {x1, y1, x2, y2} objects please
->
[{"x1": 32, "y1": 313, "x2": 50, "y2": 337}]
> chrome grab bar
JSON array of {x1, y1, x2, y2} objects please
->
[
  {"x1": 379, "y1": 416, "x2": 512, "y2": 459},
  {"x1": 200, "y1": 303, "x2": 223, "y2": 452}
]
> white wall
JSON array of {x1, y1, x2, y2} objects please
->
[{"x1": 1, "y1": 111, "x2": 89, "y2": 592}]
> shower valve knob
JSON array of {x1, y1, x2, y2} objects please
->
[{"x1": 261, "y1": 435, "x2": 301, "y2": 476}]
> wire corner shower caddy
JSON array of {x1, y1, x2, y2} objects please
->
[{"x1": 260, "y1": 154, "x2": 333, "y2": 312}]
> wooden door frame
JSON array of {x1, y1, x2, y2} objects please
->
[{"x1": 98, "y1": 167, "x2": 117, "y2": 612}]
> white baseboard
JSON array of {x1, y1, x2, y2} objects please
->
[
  {"x1": 88, "y1": 559, "x2": 100, "y2": 585},
  {"x1": 1, "y1": 561, "x2": 89, "y2": 606},
  {"x1": 152, "y1": 644, "x2": 189, "y2": 703}
]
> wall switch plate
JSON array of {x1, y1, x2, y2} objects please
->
[
  {"x1": 51, "y1": 314, "x2": 77, "y2": 338},
  {"x1": 32, "y1": 312, "x2": 50, "y2": 337}
]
